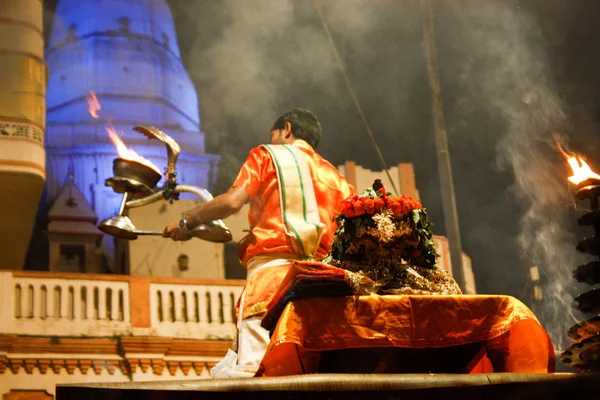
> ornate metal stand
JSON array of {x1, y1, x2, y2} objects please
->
[
  {"x1": 561, "y1": 178, "x2": 600, "y2": 371},
  {"x1": 98, "y1": 126, "x2": 231, "y2": 243}
]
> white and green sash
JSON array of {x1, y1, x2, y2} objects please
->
[{"x1": 262, "y1": 144, "x2": 325, "y2": 259}]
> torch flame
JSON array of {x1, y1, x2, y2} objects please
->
[
  {"x1": 86, "y1": 92, "x2": 101, "y2": 119},
  {"x1": 556, "y1": 138, "x2": 600, "y2": 185},
  {"x1": 86, "y1": 92, "x2": 161, "y2": 175}
]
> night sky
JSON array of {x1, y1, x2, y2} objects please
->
[{"x1": 43, "y1": 0, "x2": 600, "y2": 344}]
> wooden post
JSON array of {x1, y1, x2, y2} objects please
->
[{"x1": 420, "y1": 0, "x2": 467, "y2": 292}]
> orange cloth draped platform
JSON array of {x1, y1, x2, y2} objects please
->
[{"x1": 256, "y1": 262, "x2": 555, "y2": 376}]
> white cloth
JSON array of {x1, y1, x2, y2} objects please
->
[
  {"x1": 210, "y1": 317, "x2": 271, "y2": 378},
  {"x1": 237, "y1": 316, "x2": 272, "y2": 369},
  {"x1": 210, "y1": 349, "x2": 254, "y2": 378},
  {"x1": 210, "y1": 255, "x2": 298, "y2": 379}
]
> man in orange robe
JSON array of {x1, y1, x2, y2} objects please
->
[{"x1": 163, "y1": 108, "x2": 354, "y2": 376}]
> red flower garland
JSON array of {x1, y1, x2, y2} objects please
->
[{"x1": 340, "y1": 193, "x2": 422, "y2": 219}]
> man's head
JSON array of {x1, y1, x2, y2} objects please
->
[{"x1": 270, "y1": 108, "x2": 322, "y2": 149}]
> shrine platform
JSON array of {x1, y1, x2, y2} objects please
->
[{"x1": 57, "y1": 373, "x2": 600, "y2": 400}]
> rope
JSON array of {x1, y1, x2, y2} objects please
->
[{"x1": 312, "y1": 0, "x2": 399, "y2": 196}]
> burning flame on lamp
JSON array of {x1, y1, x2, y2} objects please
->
[
  {"x1": 556, "y1": 138, "x2": 600, "y2": 185},
  {"x1": 85, "y1": 92, "x2": 161, "y2": 175}
]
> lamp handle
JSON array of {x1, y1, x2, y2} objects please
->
[{"x1": 123, "y1": 185, "x2": 231, "y2": 243}]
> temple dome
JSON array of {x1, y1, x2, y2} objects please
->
[
  {"x1": 41, "y1": 0, "x2": 219, "y2": 269},
  {"x1": 48, "y1": 0, "x2": 180, "y2": 58},
  {"x1": 46, "y1": 0, "x2": 199, "y2": 129}
]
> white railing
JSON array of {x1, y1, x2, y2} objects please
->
[
  {"x1": 150, "y1": 283, "x2": 243, "y2": 340},
  {"x1": 0, "y1": 271, "x2": 245, "y2": 339},
  {"x1": 5, "y1": 274, "x2": 131, "y2": 337}
]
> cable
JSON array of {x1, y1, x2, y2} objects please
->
[{"x1": 312, "y1": 0, "x2": 399, "y2": 196}]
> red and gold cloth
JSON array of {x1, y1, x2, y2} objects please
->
[
  {"x1": 232, "y1": 140, "x2": 354, "y2": 318},
  {"x1": 257, "y1": 262, "x2": 556, "y2": 376}
]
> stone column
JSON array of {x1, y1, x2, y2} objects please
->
[{"x1": 0, "y1": 0, "x2": 47, "y2": 269}]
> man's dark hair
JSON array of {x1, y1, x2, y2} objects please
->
[{"x1": 271, "y1": 108, "x2": 322, "y2": 149}]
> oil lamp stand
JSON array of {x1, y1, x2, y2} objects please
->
[
  {"x1": 98, "y1": 126, "x2": 232, "y2": 243},
  {"x1": 561, "y1": 178, "x2": 600, "y2": 372}
]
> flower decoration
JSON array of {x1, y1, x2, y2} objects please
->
[
  {"x1": 370, "y1": 209, "x2": 396, "y2": 243},
  {"x1": 329, "y1": 179, "x2": 438, "y2": 268},
  {"x1": 339, "y1": 187, "x2": 422, "y2": 219}
]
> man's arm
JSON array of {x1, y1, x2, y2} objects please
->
[
  {"x1": 185, "y1": 186, "x2": 249, "y2": 228},
  {"x1": 162, "y1": 186, "x2": 249, "y2": 241}
]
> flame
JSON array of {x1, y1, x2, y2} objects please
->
[
  {"x1": 556, "y1": 139, "x2": 600, "y2": 185},
  {"x1": 86, "y1": 92, "x2": 161, "y2": 175},
  {"x1": 105, "y1": 123, "x2": 161, "y2": 174},
  {"x1": 86, "y1": 92, "x2": 101, "y2": 118}
]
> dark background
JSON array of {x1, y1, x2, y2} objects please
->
[{"x1": 42, "y1": 0, "x2": 600, "y2": 345}]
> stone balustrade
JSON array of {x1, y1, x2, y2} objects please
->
[
  {"x1": 0, "y1": 270, "x2": 245, "y2": 339},
  {"x1": 150, "y1": 283, "x2": 240, "y2": 340}
]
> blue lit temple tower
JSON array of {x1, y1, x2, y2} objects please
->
[{"x1": 43, "y1": 0, "x2": 219, "y2": 267}]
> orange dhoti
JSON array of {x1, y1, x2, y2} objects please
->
[
  {"x1": 232, "y1": 256, "x2": 298, "y2": 372},
  {"x1": 241, "y1": 256, "x2": 299, "y2": 320},
  {"x1": 256, "y1": 262, "x2": 556, "y2": 376}
]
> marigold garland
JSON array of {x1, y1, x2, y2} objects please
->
[
  {"x1": 329, "y1": 181, "x2": 438, "y2": 269},
  {"x1": 339, "y1": 185, "x2": 422, "y2": 219},
  {"x1": 323, "y1": 180, "x2": 460, "y2": 294}
]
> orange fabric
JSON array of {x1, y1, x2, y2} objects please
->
[
  {"x1": 469, "y1": 354, "x2": 494, "y2": 373},
  {"x1": 261, "y1": 261, "x2": 348, "y2": 328},
  {"x1": 231, "y1": 140, "x2": 354, "y2": 317},
  {"x1": 242, "y1": 263, "x2": 293, "y2": 319},
  {"x1": 232, "y1": 140, "x2": 355, "y2": 265},
  {"x1": 257, "y1": 295, "x2": 555, "y2": 376}
]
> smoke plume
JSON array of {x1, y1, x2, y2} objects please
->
[
  {"x1": 436, "y1": 0, "x2": 587, "y2": 351},
  {"x1": 180, "y1": 0, "x2": 422, "y2": 187}
]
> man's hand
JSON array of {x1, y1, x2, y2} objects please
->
[
  {"x1": 161, "y1": 186, "x2": 248, "y2": 242},
  {"x1": 162, "y1": 220, "x2": 192, "y2": 241}
]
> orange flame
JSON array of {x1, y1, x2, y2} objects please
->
[
  {"x1": 86, "y1": 92, "x2": 101, "y2": 118},
  {"x1": 105, "y1": 123, "x2": 161, "y2": 174},
  {"x1": 556, "y1": 139, "x2": 600, "y2": 185},
  {"x1": 86, "y1": 92, "x2": 161, "y2": 174}
]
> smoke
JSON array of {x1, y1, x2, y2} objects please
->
[
  {"x1": 186, "y1": 0, "x2": 383, "y2": 125},
  {"x1": 436, "y1": 0, "x2": 587, "y2": 351},
  {"x1": 179, "y1": 0, "x2": 420, "y2": 185}
]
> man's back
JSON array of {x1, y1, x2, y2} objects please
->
[
  {"x1": 233, "y1": 139, "x2": 354, "y2": 264},
  {"x1": 163, "y1": 109, "x2": 354, "y2": 376}
]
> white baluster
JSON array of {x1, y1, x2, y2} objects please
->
[
  {"x1": 19, "y1": 286, "x2": 27, "y2": 319},
  {"x1": 46, "y1": 286, "x2": 55, "y2": 319},
  {"x1": 160, "y1": 289, "x2": 168, "y2": 323},
  {"x1": 60, "y1": 285, "x2": 68, "y2": 319},
  {"x1": 222, "y1": 290, "x2": 233, "y2": 324},
  {"x1": 185, "y1": 288, "x2": 194, "y2": 323},
  {"x1": 72, "y1": 284, "x2": 81, "y2": 321},
  {"x1": 86, "y1": 285, "x2": 94, "y2": 320},
  {"x1": 171, "y1": 290, "x2": 177, "y2": 322},
  {"x1": 209, "y1": 288, "x2": 220, "y2": 325},
  {"x1": 97, "y1": 286, "x2": 106, "y2": 320},
  {"x1": 39, "y1": 285, "x2": 48, "y2": 319},
  {"x1": 192, "y1": 291, "x2": 200, "y2": 322},
  {"x1": 122, "y1": 287, "x2": 131, "y2": 323},
  {"x1": 111, "y1": 288, "x2": 119, "y2": 320},
  {"x1": 26, "y1": 285, "x2": 34, "y2": 318},
  {"x1": 199, "y1": 289, "x2": 209, "y2": 323},
  {"x1": 31, "y1": 284, "x2": 40, "y2": 319}
]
